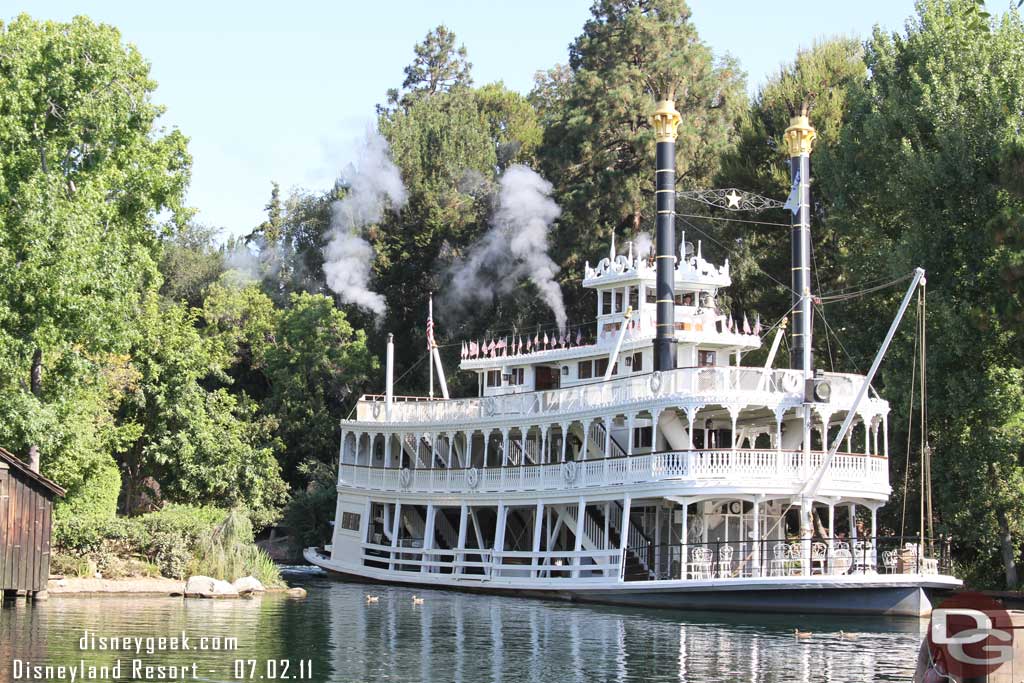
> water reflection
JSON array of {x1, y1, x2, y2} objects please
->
[
  {"x1": 0, "y1": 574, "x2": 924, "y2": 683},
  {"x1": 323, "y1": 582, "x2": 924, "y2": 682}
]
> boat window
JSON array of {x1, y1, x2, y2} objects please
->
[
  {"x1": 340, "y1": 512, "x2": 361, "y2": 531},
  {"x1": 601, "y1": 290, "x2": 612, "y2": 315},
  {"x1": 629, "y1": 286, "x2": 639, "y2": 310},
  {"x1": 594, "y1": 358, "x2": 609, "y2": 376},
  {"x1": 614, "y1": 289, "x2": 623, "y2": 312},
  {"x1": 631, "y1": 352, "x2": 643, "y2": 372},
  {"x1": 632, "y1": 427, "x2": 653, "y2": 449},
  {"x1": 578, "y1": 360, "x2": 593, "y2": 379},
  {"x1": 486, "y1": 369, "x2": 502, "y2": 386},
  {"x1": 507, "y1": 368, "x2": 525, "y2": 385},
  {"x1": 646, "y1": 288, "x2": 657, "y2": 304},
  {"x1": 698, "y1": 350, "x2": 716, "y2": 367}
]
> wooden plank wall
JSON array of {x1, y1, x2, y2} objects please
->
[
  {"x1": 0, "y1": 470, "x2": 8, "y2": 590},
  {"x1": 0, "y1": 470, "x2": 54, "y2": 593}
]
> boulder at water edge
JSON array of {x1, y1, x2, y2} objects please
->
[
  {"x1": 233, "y1": 576, "x2": 265, "y2": 595},
  {"x1": 184, "y1": 576, "x2": 239, "y2": 599}
]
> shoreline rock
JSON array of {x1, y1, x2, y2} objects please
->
[
  {"x1": 233, "y1": 576, "x2": 265, "y2": 595},
  {"x1": 184, "y1": 575, "x2": 239, "y2": 598}
]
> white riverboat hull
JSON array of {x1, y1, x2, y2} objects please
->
[{"x1": 304, "y1": 547, "x2": 960, "y2": 618}]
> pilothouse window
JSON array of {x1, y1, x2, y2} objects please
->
[{"x1": 486, "y1": 369, "x2": 502, "y2": 387}]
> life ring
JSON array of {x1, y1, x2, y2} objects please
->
[
  {"x1": 399, "y1": 467, "x2": 412, "y2": 489},
  {"x1": 649, "y1": 371, "x2": 663, "y2": 394},
  {"x1": 561, "y1": 460, "x2": 578, "y2": 485},
  {"x1": 782, "y1": 372, "x2": 802, "y2": 393},
  {"x1": 466, "y1": 467, "x2": 480, "y2": 489}
]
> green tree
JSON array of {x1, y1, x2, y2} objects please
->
[
  {"x1": 385, "y1": 25, "x2": 472, "y2": 111},
  {"x1": 376, "y1": 80, "x2": 543, "y2": 386},
  {"x1": 823, "y1": 0, "x2": 1024, "y2": 588},
  {"x1": 533, "y1": 0, "x2": 745, "y2": 319},
  {"x1": 713, "y1": 37, "x2": 866, "y2": 358},
  {"x1": 114, "y1": 295, "x2": 287, "y2": 526},
  {"x1": 262, "y1": 292, "x2": 376, "y2": 480},
  {"x1": 203, "y1": 283, "x2": 376, "y2": 486},
  {"x1": 159, "y1": 223, "x2": 226, "y2": 307},
  {"x1": 0, "y1": 15, "x2": 190, "y2": 508}
]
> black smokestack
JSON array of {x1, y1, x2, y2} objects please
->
[
  {"x1": 651, "y1": 100, "x2": 681, "y2": 372},
  {"x1": 783, "y1": 110, "x2": 817, "y2": 371}
]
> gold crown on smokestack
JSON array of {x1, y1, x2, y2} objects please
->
[
  {"x1": 651, "y1": 100, "x2": 681, "y2": 143},
  {"x1": 784, "y1": 115, "x2": 817, "y2": 156}
]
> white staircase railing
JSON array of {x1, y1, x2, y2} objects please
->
[
  {"x1": 608, "y1": 503, "x2": 653, "y2": 578},
  {"x1": 589, "y1": 421, "x2": 627, "y2": 459}
]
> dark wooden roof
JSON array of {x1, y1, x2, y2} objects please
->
[{"x1": 0, "y1": 447, "x2": 66, "y2": 497}]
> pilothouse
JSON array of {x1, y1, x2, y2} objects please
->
[{"x1": 305, "y1": 101, "x2": 960, "y2": 617}]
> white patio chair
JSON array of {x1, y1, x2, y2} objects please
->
[
  {"x1": 811, "y1": 542, "x2": 828, "y2": 574},
  {"x1": 788, "y1": 543, "x2": 805, "y2": 575},
  {"x1": 717, "y1": 545, "x2": 735, "y2": 578},
  {"x1": 881, "y1": 550, "x2": 898, "y2": 574},
  {"x1": 688, "y1": 547, "x2": 713, "y2": 580},
  {"x1": 831, "y1": 548, "x2": 853, "y2": 575},
  {"x1": 770, "y1": 543, "x2": 790, "y2": 577}
]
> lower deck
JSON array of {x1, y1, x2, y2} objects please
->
[{"x1": 319, "y1": 491, "x2": 959, "y2": 616}]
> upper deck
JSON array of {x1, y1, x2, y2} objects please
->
[{"x1": 350, "y1": 366, "x2": 886, "y2": 428}]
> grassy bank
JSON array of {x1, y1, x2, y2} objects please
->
[{"x1": 52, "y1": 505, "x2": 283, "y2": 587}]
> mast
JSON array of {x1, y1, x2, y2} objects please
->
[{"x1": 651, "y1": 99, "x2": 681, "y2": 372}]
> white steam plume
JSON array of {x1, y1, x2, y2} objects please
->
[
  {"x1": 446, "y1": 165, "x2": 567, "y2": 331},
  {"x1": 323, "y1": 132, "x2": 407, "y2": 317},
  {"x1": 633, "y1": 231, "x2": 653, "y2": 261}
]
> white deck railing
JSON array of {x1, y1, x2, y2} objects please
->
[
  {"x1": 338, "y1": 449, "x2": 888, "y2": 495},
  {"x1": 355, "y1": 367, "x2": 872, "y2": 424}
]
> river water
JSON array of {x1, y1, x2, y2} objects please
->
[{"x1": 0, "y1": 569, "x2": 924, "y2": 682}]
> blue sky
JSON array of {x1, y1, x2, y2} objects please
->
[{"x1": 10, "y1": 1, "x2": 1004, "y2": 237}]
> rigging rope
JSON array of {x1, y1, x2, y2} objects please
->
[{"x1": 675, "y1": 215, "x2": 798, "y2": 297}]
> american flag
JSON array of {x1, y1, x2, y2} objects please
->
[{"x1": 426, "y1": 310, "x2": 435, "y2": 352}]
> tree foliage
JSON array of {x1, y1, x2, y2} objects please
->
[{"x1": 533, "y1": 0, "x2": 745, "y2": 319}]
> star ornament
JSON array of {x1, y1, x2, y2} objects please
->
[{"x1": 725, "y1": 190, "x2": 741, "y2": 209}]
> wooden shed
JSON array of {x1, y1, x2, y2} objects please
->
[{"x1": 0, "y1": 447, "x2": 65, "y2": 597}]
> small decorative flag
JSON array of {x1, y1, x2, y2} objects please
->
[
  {"x1": 743, "y1": 313, "x2": 751, "y2": 335},
  {"x1": 753, "y1": 314, "x2": 762, "y2": 336},
  {"x1": 543, "y1": 332, "x2": 549, "y2": 348},
  {"x1": 576, "y1": 329, "x2": 582, "y2": 345},
  {"x1": 470, "y1": 340, "x2": 478, "y2": 358}
]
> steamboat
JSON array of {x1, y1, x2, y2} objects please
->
[{"x1": 306, "y1": 102, "x2": 961, "y2": 616}]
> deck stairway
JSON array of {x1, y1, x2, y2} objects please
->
[{"x1": 584, "y1": 503, "x2": 655, "y2": 581}]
